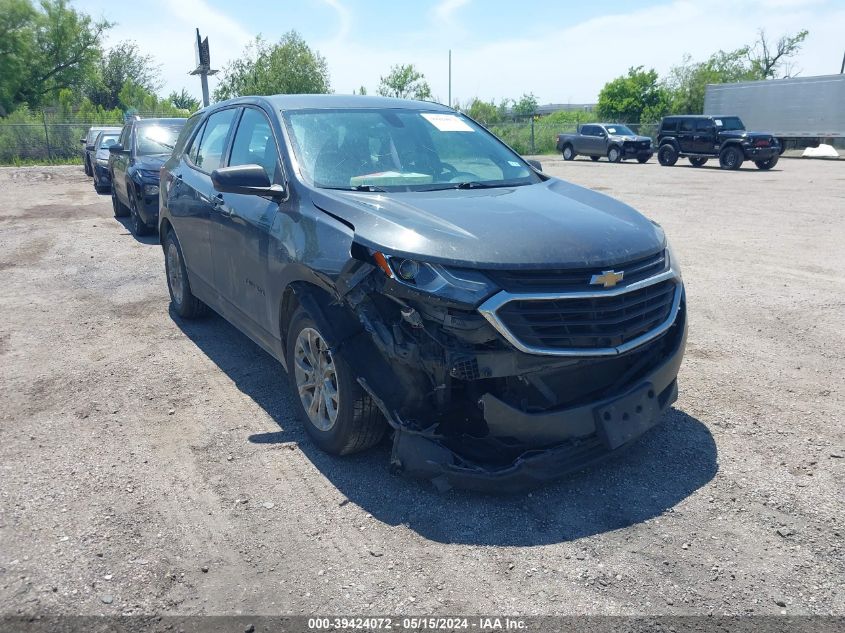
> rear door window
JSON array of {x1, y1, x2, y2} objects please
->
[
  {"x1": 679, "y1": 119, "x2": 694, "y2": 132},
  {"x1": 191, "y1": 108, "x2": 239, "y2": 172}
]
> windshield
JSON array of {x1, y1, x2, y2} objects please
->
[
  {"x1": 98, "y1": 134, "x2": 119, "y2": 149},
  {"x1": 283, "y1": 108, "x2": 539, "y2": 191},
  {"x1": 135, "y1": 123, "x2": 184, "y2": 155},
  {"x1": 714, "y1": 117, "x2": 745, "y2": 131},
  {"x1": 605, "y1": 125, "x2": 635, "y2": 136}
]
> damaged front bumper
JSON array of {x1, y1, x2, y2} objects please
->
[{"x1": 389, "y1": 305, "x2": 687, "y2": 493}]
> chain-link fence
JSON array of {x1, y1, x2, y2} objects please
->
[
  {"x1": 489, "y1": 119, "x2": 659, "y2": 155},
  {"x1": 0, "y1": 111, "x2": 185, "y2": 164}
]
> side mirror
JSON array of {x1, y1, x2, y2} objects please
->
[
  {"x1": 526, "y1": 159, "x2": 543, "y2": 172},
  {"x1": 211, "y1": 164, "x2": 285, "y2": 198},
  {"x1": 108, "y1": 144, "x2": 125, "y2": 154},
  {"x1": 85, "y1": 144, "x2": 95, "y2": 151},
  {"x1": 79, "y1": 138, "x2": 87, "y2": 144}
]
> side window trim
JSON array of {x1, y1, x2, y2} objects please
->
[{"x1": 184, "y1": 120, "x2": 208, "y2": 171}]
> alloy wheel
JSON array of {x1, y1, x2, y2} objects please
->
[
  {"x1": 294, "y1": 327, "x2": 340, "y2": 432},
  {"x1": 166, "y1": 242, "x2": 184, "y2": 306}
]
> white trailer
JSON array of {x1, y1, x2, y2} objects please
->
[{"x1": 704, "y1": 74, "x2": 845, "y2": 145}]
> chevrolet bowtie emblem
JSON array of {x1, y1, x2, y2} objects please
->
[{"x1": 590, "y1": 270, "x2": 624, "y2": 288}]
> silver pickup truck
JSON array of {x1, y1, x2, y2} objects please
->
[{"x1": 556, "y1": 123, "x2": 653, "y2": 163}]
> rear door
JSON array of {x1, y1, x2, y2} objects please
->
[
  {"x1": 677, "y1": 119, "x2": 696, "y2": 153},
  {"x1": 166, "y1": 107, "x2": 240, "y2": 299},
  {"x1": 210, "y1": 106, "x2": 283, "y2": 339}
]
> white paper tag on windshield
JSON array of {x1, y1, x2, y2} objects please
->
[{"x1": 421, "y1": 113, "x2": 474, "y2": 132}]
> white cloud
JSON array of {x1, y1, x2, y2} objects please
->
[
  {"x1": 318, "y1": 0, "x2": 352, "y2": 43},
  {"x1": 103, "y1": 0, "x2": 252, "y2": 102},
  {"x1": 433, "y1": 0, "x2": 472, "y2": 26},
  {"x1": 320, "y1": 0, "x2": 843, "y2": 105}
]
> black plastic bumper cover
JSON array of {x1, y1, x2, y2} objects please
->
[{"x1": 392, "y1": 312, "x2": 687, "y2": 493}]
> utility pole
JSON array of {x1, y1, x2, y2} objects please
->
[
  {"x1": 840, "y1": 49, "x2": 845, "y2": 74},
  {"x1": 448, "y1": 49, "x2": 452, "y2": 108},
  {"x1": 189, "y1": 29, "x2": 218, "y2": 107}
]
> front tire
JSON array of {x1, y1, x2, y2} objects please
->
[
  {"x1": 129, "y1": 193, "x2": 151, "y2": 236},
  {"x1": 164, "y1": 230, "x2": 208, "y2": 319},
  {"x1": 755, "y1": 155, "x2": 779, "y2": 170},
  {"x1": 689, "y1": 157, "x2": 708, "y2": 167},
  {"x1": 286, "y1": 308, "x2": 386, "y2": 455},
  {"x1": 657, "y1": 144, "x2": 679, "y2": 166},
  {"x1": 607, "y1": 146, "x2": 622, "y2": 163},
  {"x1": 84, "y1": 158, "x2": 92, "y2": 177},
  {"x1": 719, "y1": 146, "x2": 743, "y2": 170},
  {"x1": 562, "y1": 145, "x2": 576, "y2": 161}
]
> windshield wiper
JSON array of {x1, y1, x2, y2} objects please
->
[
  {"x1": 350, "y1": 184, "x2": 387, "y2": 192},
  {"x1": 452, "y1": 181, "x2": 494, "y2": 189}
]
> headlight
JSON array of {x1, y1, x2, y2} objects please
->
[
  {"x1": 373, "y1": 251, "x2": 498, "y2": 305},
  {"x1": 143, "y1": 184, "x2": 159, "y2": 196},
  {"x1": 666, "y1": 242, "x2": 682, "y2": 279}
]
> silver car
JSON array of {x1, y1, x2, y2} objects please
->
[{"x1": 80, "y1": 126, "x2": 121, "y2": 177}]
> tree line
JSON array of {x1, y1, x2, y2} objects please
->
[
  {"x1": 594, "y1": 30, "x2": 809, "y2": 124},
  {"x1": 0, "y1": 0, "x2": 810, "y2": 131}
]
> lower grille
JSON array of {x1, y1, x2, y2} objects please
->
[{"x1": 491, "y1": 278, "x2": 679, "y2": 352}]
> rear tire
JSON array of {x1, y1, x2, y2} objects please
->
[
  {"x1": 755, "y1": 155, "x2": 779, "y2": 170},
  {"x1": 111, "y1": 186, "x2": 129, "y2": 218},
  {"x1": 164, "y1": 230, "x2": 208, "y2": 319},
  {"x1": 607, "y1": 146, "x2": 622, "y2": 163},
  {"x1": 689, "y1": 157, "x2": 708, "y2": 167},
  {"x1": 657, "y1": 144, "x2": 678, "y2": 166},
  {"x1": 286, "y1": 307, "x2": 386, "y2": 455},
  {"x1": 719, "y1": 145, "x2": 743, "y2": 170},
  {"x1": 562, "y1": 145, "x2": 576, "y2": 161},
  {"x1": 590, "y1": 155, "x2": 600, "y2": 162}
]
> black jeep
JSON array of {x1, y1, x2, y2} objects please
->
[{"x1": 656, "y1": 115, "x2": 779, "y2": 170}]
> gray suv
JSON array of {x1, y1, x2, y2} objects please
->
[
  {"x1": 159, "y1": 95, "x2": 686, "y2": 491},
  {"x1": 556, "y1": 124, "x2": 653, "y2": 163}
]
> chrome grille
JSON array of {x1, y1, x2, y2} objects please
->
[{"x1": 487, "y1": 250, "x2": 666, "y2": 292}]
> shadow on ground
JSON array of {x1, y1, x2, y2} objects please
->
[
  {"x1": 115, "y1": 216, "x2": 159, "y2": 245},
  {"x1": 174, "y1": 310, "x2": 718, "y2": 547}
]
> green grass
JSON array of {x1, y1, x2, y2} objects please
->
[{"x1": 0, "y1": 157, "x2": 81, "y2": 167}]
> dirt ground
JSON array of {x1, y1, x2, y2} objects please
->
[{"x1": 0, "y1": 157, "x2": 843, "y2": 618}]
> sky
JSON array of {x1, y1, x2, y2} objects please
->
[{"x1": 76, "y1": 0, "x2": 845, "y2": 105}]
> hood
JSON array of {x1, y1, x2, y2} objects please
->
[
  {"x1": 310, "y1": 179, "x2": 665, "y2": 268},
  {"x1": 95, "y1": 148, "x2": 110, "y2": 161},
  {"x1": 134, "y1": 155, "x2": 167, "y2": 172},
  {"x1": 610, "y1": 134, "x2": 652, "y2": 144},
  {"x1": 718, "y1": 130, "x2": 773, "y2": 140}
]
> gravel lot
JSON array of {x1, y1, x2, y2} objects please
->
[{"x1": 0, "y1": 157, "x2": 843, "y2": 618}]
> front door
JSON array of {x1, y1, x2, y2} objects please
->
[
  {"x1": 693, "y1": 119, "x2": 715, "y2": 154},
  {"x1": 677, "y1": 119, "x2": 696, "y2": 153}
]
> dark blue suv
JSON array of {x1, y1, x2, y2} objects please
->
[
  {"x1": 159, "y1": 95, "x2": 686, "y2": 491},
  {"x1": 109, "y1": 117, "x2": 186, "y2": 235}
]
